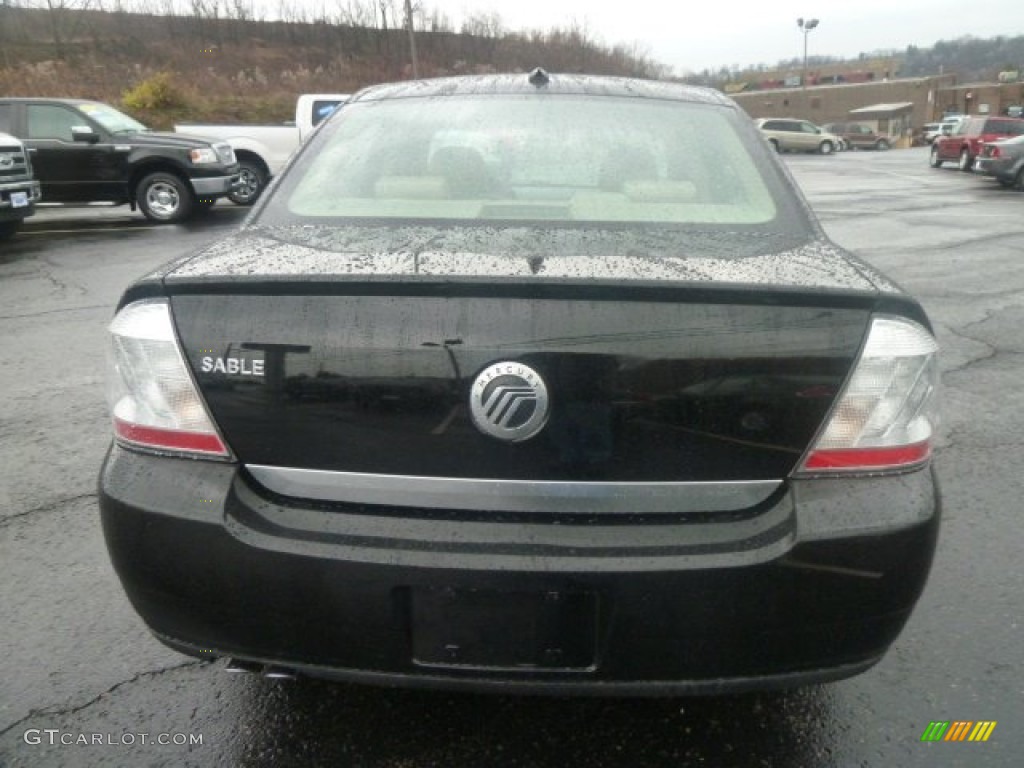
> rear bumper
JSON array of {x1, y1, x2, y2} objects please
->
[
  {"x1": 98, "y1": 444, "x2": 940, "y2": 694},
  {"x1": 973, "y1": 157, "x2": 1018, "y2": 182}
]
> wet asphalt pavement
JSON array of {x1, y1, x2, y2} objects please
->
[{"x1": 0, "y1": 149, "x2": 1021, "y2": 767}]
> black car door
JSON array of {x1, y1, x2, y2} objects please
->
[{"x1": 22, "y1": 103, "x2": 127, "y2": 203}]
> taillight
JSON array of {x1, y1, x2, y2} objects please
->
[
  {"x1": 799, "y1": 315, "x2": 938, "y2": 474},
  {"x1": 986, "y1": 146, "x2": 1001, "y2": 158},
  {"x1": 107, "y1": 299, "x2": 230, "y2": 458}
]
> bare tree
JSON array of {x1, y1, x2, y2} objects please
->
[
  {"x1": 42, "y1": 0, "x2": 96, "y2": 59},
  {"x1": 0, "y1": 0, "x2": 12, "y2": 68}
]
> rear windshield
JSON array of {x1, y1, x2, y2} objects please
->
[{"x1": 262, "y1": 95, "x2": 788, "y2": 229}]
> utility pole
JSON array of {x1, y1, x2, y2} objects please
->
[{"x1": 404, "y1": 0, "x2": 419, "y2": 79}]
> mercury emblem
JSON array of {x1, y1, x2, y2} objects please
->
[{"x1": 469, "y1": 362, "x2": 550, "y2": 442}]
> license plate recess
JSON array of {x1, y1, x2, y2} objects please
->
[{"x1": 411, "y1": 587, "x2": 598, "y2": 670}]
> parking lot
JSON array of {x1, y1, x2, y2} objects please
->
[{"x1": 0, "y1": 147, "x2": 1021, "y2": 767}]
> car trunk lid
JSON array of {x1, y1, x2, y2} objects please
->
[{"x1": 170, "y1": 284, "x2": 874, "y2": 485}]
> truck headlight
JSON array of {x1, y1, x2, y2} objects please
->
[{"x1": 189, "y1": 147, "x2": 219, "y2": 164}]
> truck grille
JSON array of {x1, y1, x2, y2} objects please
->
[{"x1": 0, "y1": 147, "x2": 30, "y2": 180}]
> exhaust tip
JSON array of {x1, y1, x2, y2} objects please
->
[
  {"x1": 224, "y1": 658, "x2": 262, "y2": 674},
  {"x1": 262, "y1": 665, "x2": 298, "y2": 680}
]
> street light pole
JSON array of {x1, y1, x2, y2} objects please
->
[{"x1": 796, "y1": 18, "x2": 819, "y2": 89}]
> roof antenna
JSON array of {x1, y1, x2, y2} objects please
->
[{"x1": 528, "y1": 67, "x2": 550, "y2": 87}]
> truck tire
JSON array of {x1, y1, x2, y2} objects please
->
[
  {"x1": 137, "y1": 172, "x2": 193, "y2": 223},
  {"x1": 958, "y1": 149, "x2": 973, "y2": 172},
  {"x1": 0, "y1": 220, "x2": 21, "y2": 241},
  {"x1": 818, "y1": 140, "x2": 834, "y2": 155},
  {"x1": 929, "y1": 145, "x2": 943, "y2": 168},
  {"x1": 228, "y1": 160, "x2": 267, "y2": 206}
]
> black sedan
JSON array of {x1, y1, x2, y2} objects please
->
[
  {"x1": 974, "y1": 135, "x2": 1024, "y2": 188},
  {"x1": 99, "y1": 71, "x2": 941, "y2": 695}
]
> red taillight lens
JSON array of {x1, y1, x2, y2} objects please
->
[
  {"x1": 799, "y1": 315, "x2": 939, "y2": 474},
  {"x1": 986, "y1": 146, "x2": 1001, "y2": 158},
  {"x1": 107, "y1": 299, "x2": 230, "y2": 458},
  {"x1": 802, "y1": 442, "x2": 931, "y2": 471}
]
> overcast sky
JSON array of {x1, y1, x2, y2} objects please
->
[{"x1": 408, "y1": 0, "x2": 1019, "y2": 74}]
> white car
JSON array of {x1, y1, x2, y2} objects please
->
[{"x1": 923, "y1": 118, "x2": 965, "y2": 144}]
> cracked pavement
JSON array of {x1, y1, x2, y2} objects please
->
[
  {"x1": 0, "y1": 207, "x2": 247, "y2": 765},
  {"x1": 0, "y1": 153, "x2": 1021, "y2": 766}
]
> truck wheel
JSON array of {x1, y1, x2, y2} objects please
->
[
  {"x1": 228, "y1": 160, "x2": 267, "y2": 206},
  {"x1": 819, "y1": 140, "x2": 834, "y2": 155},
  {"x1": 875, "y1": 139, "x2": 891, "y2": 151},
  {"x1": 137, "y1": 172, "x2": 192, "y2": 223},
  {"x1": 929, "y1": 145, "x2": 943, "y2": 168},
  {"x1": 0, "y1": 221, "x2": 21, "y2": 241}
]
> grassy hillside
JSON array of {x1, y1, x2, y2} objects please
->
[{"x1": 0, "y1": 3, "x2": 666, "y2": 128}]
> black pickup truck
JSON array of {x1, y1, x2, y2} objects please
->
[{"x1": 0, "y1": 98, "x2": 240, "y2": 223}]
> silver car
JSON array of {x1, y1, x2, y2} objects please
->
[{"x1": 974, "y1": 135, "x2": 1024, "y2": 188}]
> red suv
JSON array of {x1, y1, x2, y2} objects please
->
[{"x1": 930, "y1": 116, "x2": 1024, "y2": 171}]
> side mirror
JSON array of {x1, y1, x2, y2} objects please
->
[{"x1": 71, "y1": 125, "x2": 99, "y2": 144}]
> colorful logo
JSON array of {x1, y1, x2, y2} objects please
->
[{"x1": 921, "y1": 721, "x2": 997, "y2": 742}]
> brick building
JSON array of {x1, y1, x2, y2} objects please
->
[{"x1": 730, "y1": 76, "x2": 1024, "y2": 135}]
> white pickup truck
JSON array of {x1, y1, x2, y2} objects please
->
[{"x1": 175, "y1": 93, "x2": 348, "y2": 205}]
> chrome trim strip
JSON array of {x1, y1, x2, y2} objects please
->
[{"x1": 245, "y1": 465, "x2": 782, "y2": 514}]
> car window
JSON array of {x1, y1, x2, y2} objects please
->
[
  {"x1": 311, "y1": 100, "x2": 344, "y2": 127},
  {"x1": 0, "y1": 104, "x2": 11, "y2": 134},
  {"x1": 272, "y1": 95, "x2": 780, "y2": 227},
  {"x1": 77, "y1": 102, "x2": 148, "y2": 134},
  {"x1": 984, "y1": 119, "x2": 1024, "y2": 136},
  {"x1": 26, "y1": 105, "x2": 83, "y2": 141},
  {"x1": 800, "y1": 122, "x2": 818, "y2": 134},
  {"x1": 958, "y1": 119, "x2": 980, "y2": 135}
]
